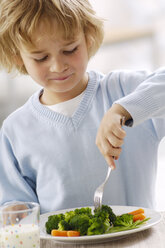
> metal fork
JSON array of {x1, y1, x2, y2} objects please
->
[
  {"x1": 94, "y1": 116, "x2": 125, "y2": 210},
  {"x1": 94, "y1": 166, "x2": 111, "y2": 210}
]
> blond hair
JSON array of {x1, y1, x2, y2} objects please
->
[{"x1": 0, "y1": 0, "x2": 104, "y2": 74}]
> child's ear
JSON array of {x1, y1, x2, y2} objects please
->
[
  {"x1": 86, "y1": 35, "x2": 93, "y2": 49},
  {"x1": 86, "y1": 36, "x2": 94, "y2": 58}
]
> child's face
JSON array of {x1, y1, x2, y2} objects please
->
[{"x1": 19, "y1": 21, "x2": 89, "y2": 104}]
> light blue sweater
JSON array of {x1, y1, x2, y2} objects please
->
[{"x1": 0, "y1": 69, "x2": 165, "y2": 214}]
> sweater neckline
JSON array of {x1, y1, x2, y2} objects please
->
[{"x1": 30, "y1": 71, "x2": 99, "y2": 128}]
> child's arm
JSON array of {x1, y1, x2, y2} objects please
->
[
  {"x1": 96, "y1": 68, "x2": 165, "y2": 169},
  {"x1": 114, "y1": 68, "x2": 165, "y2": 127},
  {"x1": 0, "y1": 127, "x2": 38, "y2": 207},
  {"x1": 96, "y1": 103, "x2": 131, "y2": 169}
]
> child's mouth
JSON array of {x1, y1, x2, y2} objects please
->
[{"x1": 49, "y1": 74, "x2": 73, "y2": 81}]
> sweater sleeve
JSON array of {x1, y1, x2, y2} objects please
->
[
  {"x1": 114, "y1": 68, "x2": 165, "y2": 127},
  {"x1": 0, "y1": 126, "x2": 38, "y2": 206}
]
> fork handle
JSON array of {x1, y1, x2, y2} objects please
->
[{"x1": 106, "y1": 167, "x2": 111, "y2": 181}]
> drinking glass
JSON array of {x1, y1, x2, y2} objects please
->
[{"x1": 0, "y1": 201, "x2": 40, "y2": 248}]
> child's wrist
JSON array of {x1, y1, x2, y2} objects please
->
[{"x1": 112, "y1": 103, "x2": 132, "y2": 123}]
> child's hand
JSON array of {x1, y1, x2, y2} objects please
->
[
  {"x1": 96, "y1": 104, "x2": 131, "y2": 169},
  {"x1": 2, "y1": 203, "x2": 28, "y2": 225}
]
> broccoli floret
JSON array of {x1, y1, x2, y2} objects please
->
[
  {"x1": 74, "y1": 207, "x2": 92, "y2": 217},
  {"x1": 58, "y1": 219, "x2": 71, "y2": 231},
  {"x1": 93, "y1": 209, "x2": 109, "y2": 222},
  {"x1": 101, "y1": 205, "x2": 116, "y2": 224},
  {"x1": 87, "y1": 217, "x2": 110, "y2": 235},
  {"x1": 69, "y1": 214, "x2": 91, "y2": 235},
  {"x1": 114, "y1": 214, "x2": 133, "y2": 227},
  {"x1": 94, "y1": 205, "x2": 116, "y2": 224},
  {"x1": 103, "y1": 218, "x2": 111, "y2": 231},
  {"x1": 45, "y1": 213, "x2": 64, "y2": 234},
  {"x1": 87, "y1": 219, "x2": 105, "y2": 235},
  {"x1": 64, "y1": 210, "x2": 76, "y2": 223}
]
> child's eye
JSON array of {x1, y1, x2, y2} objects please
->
[
  {"x1": 34, "y1": 55, "x2": 48, "y2": 62},
  {"x1": 63, "y1": 46, "x2": 78, "y2": 55}
]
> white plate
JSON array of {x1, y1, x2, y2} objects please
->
[{"x1": 40, "y1": 205, "x2": 162, "y2": 244}]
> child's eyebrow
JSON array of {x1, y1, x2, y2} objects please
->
[
  {"x1": 31, "y1": 50, "x2": 46, "y2": 54},
  {"x1": 30, "y1": 40, "x2": 79, "y2": 54}
]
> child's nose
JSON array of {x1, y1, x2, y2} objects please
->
[{"x1": 49, "y1": 57, "x2": 68, "y2": 73}]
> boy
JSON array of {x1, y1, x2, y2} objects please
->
[{"x1": 0, "y1": 0, "x2": 165, "y2": 214}]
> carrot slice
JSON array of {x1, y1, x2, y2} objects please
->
[
  {"x1": 51, "y1": 230, "x2": 68, "y2": 236},
  {"x1": 133, "y1": 213, "x2": 146, "y2": 222},
  {"x1": 128, "y1": 208, "x2": 144, "y2": 215},
  {"x1": 67, "y1": 231, "x2": 80, "y2": 237}
]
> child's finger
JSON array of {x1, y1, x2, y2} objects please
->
[
  {"x1": 107, "y1": 133, "x2": 124, "y2": 148},
  {"x1": 113, "y1": 127, "x2": 126, "y2": 140},
  {"x1": 105, "y1": 155, "x2": 116, "y2": 169},
  {"x1": 2, "y1": 213, "x2": 8, "y2": 225},
  {"x1": 101, "y1": 140, "x2": 122, "y2": 161},
  {"x1": 110, "y1": 116, "x2": 126, "y2": 139},
  {"x1": 10, "y1": 213, "x2": 18, "y2": 224}
]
